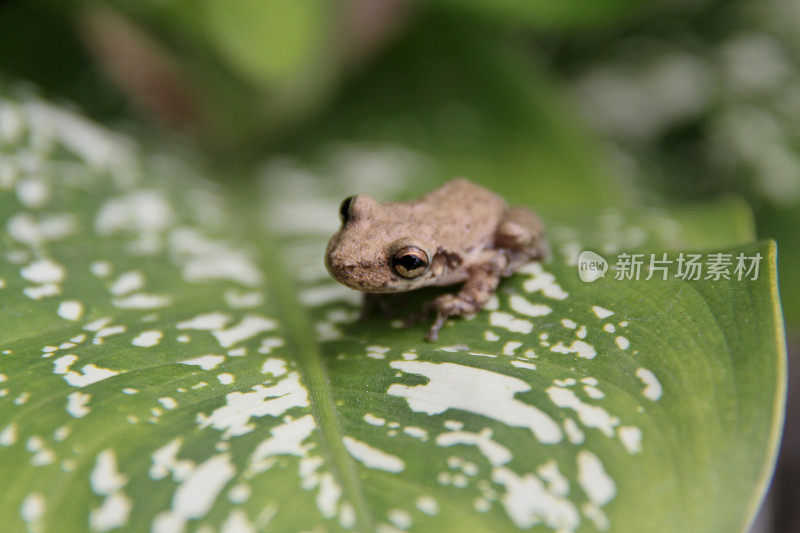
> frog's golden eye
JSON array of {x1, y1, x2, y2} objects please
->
[
  {"x1": 392, "y1": 246, "x2": 429, "y2": 278},
  {"x1": 339, "y1": 196, "x2": 355, "y2": 224}
]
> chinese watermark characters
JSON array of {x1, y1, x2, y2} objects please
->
[{"x1": 578, "y1": 251, "x2": 762, "y2": 282}]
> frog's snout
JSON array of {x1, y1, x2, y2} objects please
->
[
  {"x1": 325, "y1": 247, "x2": 396, "y2": 292},
  {"x1": 324, "y1": 245, "x2": 356, "y2": 282},
  {"x1": 324, "y1": 248, "x2": 342, "y2": 277}
]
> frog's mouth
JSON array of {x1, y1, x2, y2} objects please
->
[
  {"x1": 325, "y1": 253, "x2": 419, "y2": 293},
  {"x1": 325, "y1": 260, "x2": 409, "y2": 293}
]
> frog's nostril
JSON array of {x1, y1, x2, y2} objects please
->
[
  {"x1": 325, "y1": 253, "x2": 340, "y2": 273},
  {"x1": 325, "y1": 253, "x2": 355, "y2": 274}
]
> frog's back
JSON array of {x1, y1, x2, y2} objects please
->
[{"x1": 414, "y1": 178, "x2": 507, "y2": 251}]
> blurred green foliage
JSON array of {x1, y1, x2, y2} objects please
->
[
  {"x1": 0, "y1": 2, "x2": 127, "y2": 119},
  {"x1": 539, "y1": 0, "x2": 800, "y2": 325},
  {"x1": 424, "y1": 0, "x2": 650, "y2": 27},
  {"x1": 0, "y1": 0, "x2": 795, "y2": 328},
  {"x1": 296, "y1": 16, "x2": 632, "y2": 209}
]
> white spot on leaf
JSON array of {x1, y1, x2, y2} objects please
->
[
  {"x1": 509, "y1": 295, "x2": 552, "y2": 317},
  {"x1": 436, "y1": 428, "x2": 512, "y2": 466},
  {"x1": 91, "y1": 450, "x2": 128, "y2": 495},
  {"x1": 615, "y1": 336, "x2": 630, "y2": 350},
  {"x1": 547, "y1": 386, "x2": 618, "y2": 437},
  {"x1": 636, "y1": 368, "x2": 662, "y2": 401},
  {"x1": 249, "y1": 415, "x2": 316, "y2": 466},
  {"x1": 519, "y1": 263, "x2": 568, "y2": 300},
  {"x1": 57, "y1": 300, "x2": 83, "y2": 321},
  {"x1": 180, "y1": 355, "x2": 224, "y2": 370},
  {"x1": 260, "y1": 358, "x2": 287, "y2": 376},
  {"x1": 64, "y1": 364, "x2": 120, "y2": 388},
  {"x1": 1, "y1": 423, "x2": 18, "y2": 446},
  {"x1": 492, "y1": 466, "x2": 579, "y2": 530},
  {"x1": 618, "y1": 426, "x2": 643, "y2": 454},
  {"x1": 389, "y1": 361, "x2": 562, "y2": 444},
  {"x1": 489, "y1": 312, "x2": 533, "y2": 334},
  {"x1": 21, "y1": 258, "x2": 65, "y2": 284},
  {"x1": 502, "y1": 342, "x2": 522, "y2": 356},
  {"x1": 67, "y1": 392, "x2": 91, "y2": 418},
  {"x1": 550, "y1": 340, "x2": 597, "y2": 359},
  {"x1": 149, "y1": 439, "x2": 195, "y2": 482},
  {"x1": 109, "y1": 271, "x2": 144, "y2": 296},
  {"x1": 213, "y1": 315, "x2": 276, "y2": 348},
  {"x1": 343, "y1": 436, "x2": 405, "y2": 473},
  {"x1": 577, "y1": 451, "x2": 616, "y2": 506},
  {"x1": 21, "y1": 493, "x2": 46, "y2": 532},
  {"x1": 363, "y1": 413, "x2": 386, "y2": 426},
  {"x1": 132, "y1": 330, "x2": 162, "y2": 347},
  {"x1": 90, "y1": 492, "x2": 132, "y2": 532},
  {"x1": 153, "y1": 453, "x2": 235, "y2": 531},
  {"x1": 416, "y1": 496, "x2": 438, "y2": 515},
  {"x1": 592, "y1": 306, "x2": 614, "y2": 319},
  {"x1": 197, "y1": 373, "x2": 309, "y2": 439},
  {"x1": 112, "y1": 293, "x2": 172, "y2": 309}
]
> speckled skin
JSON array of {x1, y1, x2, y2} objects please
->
[{"x1": 325, "y1": 178, "x2": 548, "y2": 340}]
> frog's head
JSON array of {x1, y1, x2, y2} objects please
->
[{"x1": 325, "y1": 194, "x2": 439, "y2": 292}]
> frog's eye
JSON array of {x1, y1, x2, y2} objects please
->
[
  {"x1": 339, "y1": 196, "x2": 356, "y2": 224},
  {"x1": 392, "y1": 246, "x2": 429, "y2": 278}
]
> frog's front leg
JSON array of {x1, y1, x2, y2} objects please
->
[{"x1": 425, "y1": 263, "x2": 502, "y2": 342}]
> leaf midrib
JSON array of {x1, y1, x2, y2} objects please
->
[{"x1": 259, "y1": 233, "x2": 374, "y2": 531}]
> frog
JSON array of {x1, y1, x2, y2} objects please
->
[{"x1": 325, "y1": 178, "x2": 549, "y2": 341}]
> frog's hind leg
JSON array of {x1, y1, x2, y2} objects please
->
[
  {"x1": 425, "y1": 264, "x2": 502, "y2": 342},
  {"x1": 495, "y1": 206, "x2": 549, "y2": 274}
]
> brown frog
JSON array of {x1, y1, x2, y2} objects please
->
[{"x1": 325, "y1": 178, "x2": 548, "y2": 341}]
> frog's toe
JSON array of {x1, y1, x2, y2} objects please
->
[
  {"x1": 423, "y1": 295, "x2": 482, "y2": 341},
  {"x1": 425, "y1": 321, "x2": 442, "y2": 342},
  {"x1": 434, "y1": 294, "x2": 478, "y2": 316},
  {"x1": 425, "y1": 310, "x2": 451, "y2": 341}
]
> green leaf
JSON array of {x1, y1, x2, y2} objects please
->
[
  {"x1": 0, "y1": 92, "x2": 784, "y2": 532},
  {"x1": 757, "y1": 204, "x2": 800, "y2": 328}
]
